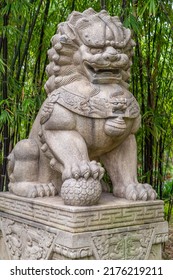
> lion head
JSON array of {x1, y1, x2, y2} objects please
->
[{"x1": 44, "y1": 8, "x2": 135, "y2": 95}]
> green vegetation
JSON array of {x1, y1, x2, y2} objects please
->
[{"x1": 0, "y1": 0, "x2": 173, "y2": 219}]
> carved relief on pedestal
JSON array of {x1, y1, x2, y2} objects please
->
[
  {"x1": 0, "y1": 210, "x2": 168, "y2": 260},
  {"x1": 91, "y1": 228, "x2": 155, "y2": 260},
  {"x1": 154, "y1": 233, "x2": 169, "y2": 244},
  {"x1": 53, "y1": 243, "x2": 93, "y2": 260},
  {"x1": 1, "y1": 218, "x2": 55, "y2": 260}
]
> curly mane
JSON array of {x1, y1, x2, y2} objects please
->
[{"x1": 44, "y1": 8, "x2": 135, "y2": 95}]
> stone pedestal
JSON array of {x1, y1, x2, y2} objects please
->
[{"x1": 0, "y1": 192, "x2": 168, "y2": 260}]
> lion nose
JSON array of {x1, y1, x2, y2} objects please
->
[{"x1": 103, "y1": 46, "x2": 121, "y2": 62}]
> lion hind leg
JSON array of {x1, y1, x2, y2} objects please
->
[
  {"x1": 8, "y1": 139, "x2": 57, "y2": 198},
  {"x1": 101, "y1": 134, "x2": 157, "y2": 201}
]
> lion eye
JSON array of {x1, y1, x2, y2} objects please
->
[{"x1": 90, "y1": 48, "x2": 102, "y2": 54}]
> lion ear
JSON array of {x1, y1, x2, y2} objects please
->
[
  {"x1": 60, "y1": 23, "x2": 76, "y2": 41},
  {"x1": 68, "y1": 11, "x2": 83, "y2": 25}
]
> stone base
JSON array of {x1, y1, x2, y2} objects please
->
[{"x1": 0, "y1": 192, "x2": 168, "y2": 260}]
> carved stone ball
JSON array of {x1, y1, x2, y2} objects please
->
[{"x1": 61, "y1": 177, "x2": 102, "y2": 206}]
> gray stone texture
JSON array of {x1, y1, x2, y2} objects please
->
[
  {"x1": 0, "y1": 192, "x2": 168, "y2": 260},
  {"x1": 7, "y1": 8, "x2": 156, "y2": 206},
  {"x1": 0, "y1": 9, "x2": 168, "y2": 260}
]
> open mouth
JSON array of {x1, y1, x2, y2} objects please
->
[{"x1": 84, "y1": 62, "x2": 122, "y2": 83}]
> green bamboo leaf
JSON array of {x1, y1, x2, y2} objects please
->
[
  {"x1": 0, "y1": 3, "x2": 11, "y2": 16},
  {"x1": 124, "y1": 13, "x2": 141, "y2": 33},
  {"x1": 139, "y1": 0, "x2": 158, "y2": 16},
  {"x1": 0, "y1": 57, "x2": 5, "y2": 74},
  {"x1": 0, "y1": 109, "x2": 13, "y2": 125}
]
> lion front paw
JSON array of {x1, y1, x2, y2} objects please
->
[
  {"x1": 125, "y1": 183, "x2": 157, "y2": 201},
  {"x1": 61, "y1": 177, "x2": 102, "y2": 206},
  {"x1": 62, "y1": 160, "x2": 105, "y2": 181}
]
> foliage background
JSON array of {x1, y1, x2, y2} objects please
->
[{"x1": 0, "y1": 0, "x2": 173, "y2": 203}]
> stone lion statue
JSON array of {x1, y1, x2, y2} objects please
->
[{"x1": 8, "y1": 8, "x2": 156, "y2": 205}]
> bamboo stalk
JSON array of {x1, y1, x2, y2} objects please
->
[
  {"x1": 1, "y1": 4, "x2": 10, "y2": 191},
  {"x1": 33, "y1": 0, "x2": 50, "y2": 85},
  {"x1": 100, "y1": 0, "x2": 106, "y2": 10},
  {"x1": 16, "y1": 0, "x2": 43, "y2": 81}
]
